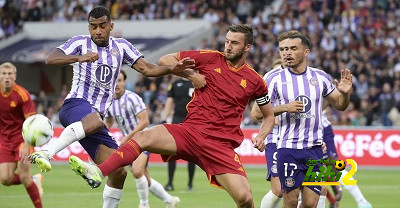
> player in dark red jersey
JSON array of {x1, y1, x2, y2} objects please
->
[
  {"x1": 69, "y1": 24, "x2": 275, "y2": 208},
  {"x1": 0, "y1": 62, "x2": 44, "y2": 208}
]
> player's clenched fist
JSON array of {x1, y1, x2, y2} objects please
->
[{"x1": 78, "y1": 52, "x2": 99, "y2": 63}]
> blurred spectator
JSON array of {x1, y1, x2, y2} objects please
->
[{"x1": 379, "y1": 83, "x2": 396, "y2": 126}]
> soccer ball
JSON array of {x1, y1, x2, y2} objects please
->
[
  {"x1": 22, "y1": 114, "x2": 54, "y2": 147},
  {"x1": 335, "y1": 160, "x2": 346, "y2": 171}
]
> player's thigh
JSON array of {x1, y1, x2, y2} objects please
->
[
  {"x1": 283, "y1": 188, "x2": 301, "y2": 208},
  {"x1": 94, "y1": 143, "x2": 117, "y2": 164},
  {"x1": 215, "y1": 173, "x2": 252, "y2": 202},
  {"x1": 133, "y1": 124, "x2": 177, "y2": 155},
  {"x1": 301, "y1": 186, "x2": 320, "y2": 208},
  {"x1": 0, "y1": 162, "x2": 17, "y2": 183}
]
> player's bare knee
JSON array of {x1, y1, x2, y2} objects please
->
[
  {"x1": 131, "y1": 166, "x2": 144, "y2": 179},
  {"x1": 235, "y1": 191, "x2": 253, "y2": 207},
  {"x1": 0, "y1": 176, "x2": 12, "y2": 186}
]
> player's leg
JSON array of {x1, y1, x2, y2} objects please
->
[
  {"x1": 165, "y1": 160, "x2": 176, "y2": 191},
  {"x1": 300, "y1": 186, "x2": 320, "y2": 208},
  {"x1": 261, "y1": 144, "x2": 282, "y2": 208},
  {"x1": 18, "y1": 156, "x2": 43, "y2": 208},
  {"x1": 338, "y1": 169, "x2": 372, "y2": 208},
  {"x1": 0, "y1": 162, "x2": 18, "y2": 185},
  {"x1": 132, "y1": 152, "x2": 150, "y2": 207},
  {"x1": 187, "y1": 162, "x2": 195, "y2": 190},
  {"x1": 69, "y1": 124, "x2": 178, "y2": 187},
  {"x1": 145, "y1": 164, "x2": 180, "y2": 208},
  {"x1": 94, "y1": 144, "x2": 127, "y2": 208},
  {"x1": 0, "y1": 145, "x2": 22, "y2": 186},
  {"x1": 29, "y1": 99, "x2": 102, "y2": 172},
  {"x1": 215, "y1": 173, "x2": 254, "y2": 208},
  {"x1": 316, "y1": 186, "x2": 327, "y2": 208}
]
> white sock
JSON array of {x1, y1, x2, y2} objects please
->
[
  {"x1": 135, "y1": 175, "x2": 149, "y2": 205},
  {"x1": 46, "y1": 121, "x2": 86, "y2": 157},
  {"x1": 149, "y1": 178, "x2": 172, "y2": 203},
  {"x1": 297, "y1": 192, "x2": 302, "y2": 208},
  {"x1": 316, "y1": 196, "x2": 326, "y2": 208},
  {"x1": 103, "y1": 184, "x2": 123, "y2": 208},
  {"x1": 260, "y1": 190, "x2": 281, "y2": 208},
  {"x1": 339, "y1": 169, "x2": 367, "y2": 204}
]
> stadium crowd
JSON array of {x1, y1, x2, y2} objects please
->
[{"x1": 1, "y1": 0, "x2": 400, "y2": 126}]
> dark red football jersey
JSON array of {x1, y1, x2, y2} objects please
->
[
  {"x1": 178, "y1": 50, "x2": 268, "y2": 147},
  {"x1": 0, "y1": 84, "x2": 35, "y2": 147}
]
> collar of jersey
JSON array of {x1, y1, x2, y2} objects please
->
[{"x1": 227, "y1": 61, "x2": 247, "y2": 72}]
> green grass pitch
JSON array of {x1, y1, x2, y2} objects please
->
[{"x1": 1, "y1": 164, "x2": 398, "y2": 207}]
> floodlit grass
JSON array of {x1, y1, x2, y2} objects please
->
[{"x1": 1, "y1": 164, "x2": 398, "y2": 207}]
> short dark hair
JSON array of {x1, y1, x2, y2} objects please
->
[
  {"x1": 120, "y1": 70, "x2": 127, "y2": 80},
  {"x1": 228, "y1": 24, "x2": 254, "y2": 45},
  {"x1": 288, "y1": 34, "x2": 312, "y2": 49},
  {"x1": 88, "y1": 6, "x2": 111, "y2": 21}
]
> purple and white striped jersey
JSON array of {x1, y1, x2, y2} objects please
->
[
  {"x1": 263, "y1": 66, "x2": 284, "y2": 144},
  {"x1": 267, "y1": 66, "x2": 335, "y2": 149},
  {"x1": 321, "y1": 111, "x2": 331, "y2": 128},
  {"x1": 106, "y1": 90, "x2": 146, "y2": 136},
  {"x1": 58, "y1": 35, "x2": 143, "y2": 115}
]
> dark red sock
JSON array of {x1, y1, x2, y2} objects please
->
[
  {"x1": 98, "y1": 139, "x2": 142, "y2": 176},
  {"x1": 11, "y1": 174, "x2": 21, "y2": 185},
  {"x1": 326, "y1": 189, "x2": 336, "y2": 204},
  {"x1": 26, "y1": 181, "x2": 42, "y2": 208}
]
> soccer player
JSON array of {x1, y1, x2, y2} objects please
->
[
  {"x1": 28, "y1": 6, "x2": 196, "y2": 208},
  {"x1": 251, "y1": 58, "x2": 304, "y2": 208},
  {"x1": 160, "y1": 77, "x2": 196, "y2": 191},
  {"x1": 105, "y1": 70, "x2": 180, "y2": 208},
  {"x1": 68, "y1": 24, "x2": 275, "y2": 208},
  {"x1": 266, "y1": 31, "x2": 353, "y2": 208},
  {"x1": 0, "y1": 62, "x2": 44, "y2": 208},
  {"x1": 321, "y1": 112, "x2": 372, "y2": 208}
]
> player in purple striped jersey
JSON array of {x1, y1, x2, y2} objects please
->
[
  {"x1": 28, "y1": 6, "x2": 199, "y2": 208},
  {"x1": 251, "y1": 59, "x2": 304, "y2": 208},
  {"x1": 267, "y1": 32, "x2": 353, "y2": 208},
  {"x1": 105, "y1": 71, "x2": 180, "y2": 208}
]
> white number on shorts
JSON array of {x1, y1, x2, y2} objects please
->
[{"x1": 284, "y1": 163, "x2": 298, "y2": 177}]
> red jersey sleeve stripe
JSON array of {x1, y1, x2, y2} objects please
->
[
  {"x1": 185, "y1": 90, "x2": 196, "y2": 113},
  {"x1": 200, "y1": 50, "x2": 224, "y2": 56},
  {"x1": 14, "y1": 85, "x2": 29, "y2": 102},
  {"x1": 177, "y1": 52, "x2": 181, "y2": 61}
]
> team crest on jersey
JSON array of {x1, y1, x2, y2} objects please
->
[
  {"x1": 10, "y1": 101, "x2": 16, "y2": 107},
  {"x1": 295, "y1": 95, "x2": 312, "y2": 113},
  {"x1": 309, "y1": 78, "x2": 318, "y2": 86},
  {"x1": 95, "y1": 64, "x2": 113, "y2": 84},
  {"x1": 240, "y1": 79, "x2": 247, "y2": 88},
  {"x1": 285, "y1": 177, "x2": 295, "y2": 187},
  {"x1": 121, "y1": 103, "x2": 127, "y2": 109},
  {"x1": 111, "y1": 48, "x2": 119, "y2": 57}
]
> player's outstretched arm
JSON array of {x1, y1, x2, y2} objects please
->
[
  {"x1": 325, "y1": 69, "x2": 352, "y2": 111},
  {"x1": 45, "y1": 49, "x2": 99, "y2": 67},
  {"x1": 133, "y1": 55, "x2": 195, "y2": 77},
  {"x1": 159, "y1": 53, "x2": 206, "y2": 88}
]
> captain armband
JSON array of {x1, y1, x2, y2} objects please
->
[{"x1": 255, "y1": 94, "x2": 270, "y2": 106}]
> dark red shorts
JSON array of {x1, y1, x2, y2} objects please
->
[
  {"x1": 162, "y1": 123, "x2": 247, "y2": 188},
  {"x1": 0, "y1": 141, "x2": 34, "y2": 163}
]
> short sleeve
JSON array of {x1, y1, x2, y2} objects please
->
[
  {"x1": 322, "y1": 73, "x2": 335, "y2": 97},
  {"x1": 57, "y1": 35, "x2": 85, "y2": 55},
  {"x1": 179, "y1": 50, "x2": 219, "y2": 71},
  {"x1": 128, "y1": 93, "x2": 147, "y2": 115},
  {"x1": 118, "y1": 38, "x2": 144, "y2": 67}
]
